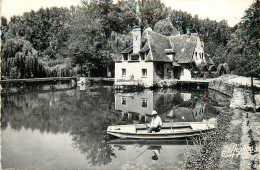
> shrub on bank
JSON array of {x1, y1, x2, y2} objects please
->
[{"x1": 156, "y1": 79, "x2": 178, "y2": 88}]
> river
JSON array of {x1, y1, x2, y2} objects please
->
[{"x1": 1, "y1": 84, "x2": 230, "y2": 169}]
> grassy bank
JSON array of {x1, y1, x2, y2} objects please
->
[
  {"x1": 182, "y1": 74, "x2": 260, "y2": 169},
  {"x1": 183, "y1": 107, "x2": 236, "y2": 169}
]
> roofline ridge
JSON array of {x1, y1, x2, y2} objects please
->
[
  {"x1": 145, "y1": 28, "x2": 170, "y2": 38},
  {"x1": 168, "y1": 32, "x2": 198, "y2": 38},
  {"x1": 168, "y1": 34, "x2": 186, "y2": 38}
]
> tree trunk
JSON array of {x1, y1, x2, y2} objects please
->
[{"x1": 80, "y1": 64, "x2": 82, "y2": 77}]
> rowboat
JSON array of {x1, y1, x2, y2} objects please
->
[
  {"x1": 107, "y1": 122, "x2": 215, "y2": 139},
  {"x1": 107, "y1": 138, "x2": 195, "y2": 145}
]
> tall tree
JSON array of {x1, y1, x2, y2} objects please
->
[
  {"x1": 226, "y1": 0, "x2": 259, "y2": 77},
  {"x1": 154, "y1": 19, "x2": 179, "y2": 36},
  {"x1": 1, "y1": 37, "x2": 46, "y2": 79},
  {"x1": 65, "y1": 7, "x2": 107, "y2": 76}
]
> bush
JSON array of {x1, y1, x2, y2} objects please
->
[{"x1": 156, "y1": 79, "x2": 178, "y2": 87}]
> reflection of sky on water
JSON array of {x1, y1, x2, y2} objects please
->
[{"x1": 1, "y1": 86, "x2": 229, "y2": 169}]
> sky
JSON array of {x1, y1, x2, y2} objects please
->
[{"x1": 1, "y1": 0, "x2": 254, "y2": 26}]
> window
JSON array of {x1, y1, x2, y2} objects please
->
[
  {"x1": 145, "y1": 51, "x2": 149, "y2": 59},
  {"x1": 131, "y1": 55, "x2": 139, "y2": 60},
  {"x1": 195, "y1": 52, "x2": 198, "y2": 60},
  {"x1": 202, "y1": 53, "x2": 204, "y2": 59},
  {"x1": 142, "y1": 99, "x2": 147, "y2": 107},
  {"x1": 200, "y1": 108, "x2": 203, "y2": 114},
  {"x1": 122, "y1": 97, "x2": 126, "y2": 105},
  {"x1": 122, "y1": 69, "x2": 126, "y2": 76},
  {"x1": 142, "y1": 69, "x2": 147, "y2": 77},
  {"x1": 199, "y1": 53, "x2": 201, "y2": 59},
  {"x1": 167, "y1": 67, "x2": 171, "y2": 78},
  {"x1": 123, "y1": 54, "x2": 128, "y2": 60},
  {"x1": 140, "y1": 53, "x2": 145, "y2": 60}
]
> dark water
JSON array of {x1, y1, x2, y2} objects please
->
[{"x1": 1, "y1": 84, "x2": 230, "y2": 169}]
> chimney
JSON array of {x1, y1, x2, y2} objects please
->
[{"x1": 132, "y1": 26, "x2": 141, "y2": 54}]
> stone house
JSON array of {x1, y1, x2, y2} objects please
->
[{"x1": 114, "y1": 26, "x2": 206, "y2": 87}]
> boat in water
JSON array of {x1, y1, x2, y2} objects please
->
[{"x1": 107, "y1": 122, "x2": 215, "y2": 139}]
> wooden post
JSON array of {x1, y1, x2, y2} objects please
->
[{"x1": 251, "y1": 75, "x2": 256, "y2": 113}]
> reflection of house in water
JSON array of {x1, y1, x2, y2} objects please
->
[
  {"x1": 115, "y1": 89, "x2": 207, "y2": 124},
  {"x1": 115, "y1": 90, "x2": 154, "y2": 124},
  {"x1": 115, "y1": 90, "x2": 154, "y2": 116}
]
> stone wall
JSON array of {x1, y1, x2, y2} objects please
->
[
  {"x1": 209, "y1": 79, "x2": 234, "y2": 97},
  {"x1": 209, "y1": 77, "x2": 259, "y2": 111}
]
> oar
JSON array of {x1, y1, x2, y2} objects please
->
[{"x1": 133, "y1": 147, "x2": 149, "y2": 161}]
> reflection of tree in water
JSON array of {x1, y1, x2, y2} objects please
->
[
  {"x1": 71, "y1": 130, "x2": 115, "y2": 166},
  {"x1": 2, "y1": 87, "x2": 229, "y2": 166},
  {"x1": 2, "y1": 87, "x2": 124, "y2": 166},
  {"x1": 70, "y1": 109, "x2": 123, "y2": 166}
]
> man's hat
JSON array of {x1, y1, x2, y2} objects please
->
[{"x1": 152, "y1": 110, "x2": 158, "y2": 115}]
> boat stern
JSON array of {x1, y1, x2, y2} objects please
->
[
  {"x1": 107, "y1": 125, "x2": 137, "y2": 138},
  {"x1": 190, "y1": 123, "x2": 215, "y2": 131}
]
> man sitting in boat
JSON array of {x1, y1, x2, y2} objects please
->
[{"x1": 147, "y1": 110, "x2": 162, "y2": 133}]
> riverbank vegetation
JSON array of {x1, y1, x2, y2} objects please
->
[
  {"x1": 183, "y1": 107, "x2": 241, "y2": 169},
  {"x1": 1, "y1": 0, "x2": 259, "y2": 79}
]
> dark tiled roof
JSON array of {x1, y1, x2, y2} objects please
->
[
  {"x1": 117, "y1": 29, "x2": 199, "y2": 63},
  {"x1": 145, "y1": 30, "x2": 172, "y2": 62},
  {"x1": 121, "y1": 45, "x2": 133, "y2": 54},
  {"x1": 169, "y1": 33, "x2": 198, "y2": 63},
  {"x1": 139, "y1": 42, "x2": 149, "y2": 52},
  {"x1": 111, "y1": 53, "x2": 121, "y2": 61}
]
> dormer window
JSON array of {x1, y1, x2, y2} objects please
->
[
  {"x1": 130, "y1": 53, "x2": 139, "y2": 60},
  {"x1": 145, "y1": 51, "x2": 149, "y2": 59},
  {"x1": 165, "y1": 49, "x2": 175, "y2": 61},
  {"x1": 123, "y1": 54, "x2": 128, "y2": 60},
  {"x1": 140, "y1": 53, "x2": 145, "y2": 60}
]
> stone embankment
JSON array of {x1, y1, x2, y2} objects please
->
[
  {"x1": 209, "y1": 75, "x2": 260, "y2": 111},
  {"x1": 209, "y1": 74, "x2": 260, "y2": 169}
]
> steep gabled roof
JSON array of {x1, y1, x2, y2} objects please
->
[
  {"x1": 168, "y1": 33, "x2": 198, "y2": 63},
  {"x1": 118, "y1": 29, "x2": 199, "y2": 63},
  {"x1": 121, "y1": 45, "x2": 133, "y2": 54},
  {"x1": 139, "y1": 42, "x2": 149, "y2": 53},
  {"x1": 143, "y1": 29, "x2": 172, "y2": 62}
]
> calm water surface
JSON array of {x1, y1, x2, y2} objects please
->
[{"x1": 2, "y1": 85, "x2": 230, "y2": 169}]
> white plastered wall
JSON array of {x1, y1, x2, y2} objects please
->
[
  {"x1": 193, "y1": 37, "x2": 206, "y2": 65},
  {"x1": 180, "y1": 68, "x2": 191, "y2": 80},
  {"x1": 115, "y1": 60, "x2": 154, "y2": 87}
]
